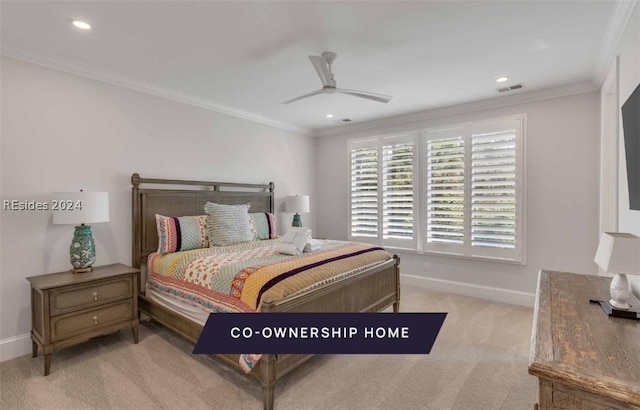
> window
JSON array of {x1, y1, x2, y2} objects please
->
[
  {"x1": 350, "y1": 143, "x2": 379, "y2": 239},
  {"x1": 424, "y1": 118, "x2": 524, "y2": 262},
  {"x1": 349, "y1": 135, "x2": 416, "y2": 249},
  {"x1": 425, "y1": 132, "x2": 466, "y2": 245},
  {"x1": 349, "y1": 116, "x2": 525, "y2": 263}
]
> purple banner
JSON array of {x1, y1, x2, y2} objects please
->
[{"x1": 193, "y1": 312, "x2": 447, "y2": 355}]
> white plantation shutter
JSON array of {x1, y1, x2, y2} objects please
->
[
  {"x1": 426, "y1": 134, "x2": 465, "y2": 245},
  {"x1": 423, "y1": 117, "x2": 524, "y2": 262},
  {"x1": 348, "y1": 115, "x2": 524, "y2": 263},
  {"x1": 382, "y1": 139, "x2": 415, "y2": 247},
  {"x1": 350, "y1": 145, "x2": 379, "y2": 239},
  {"x1": 349, "y1": 135, "x2": 417, "y2": 248},
  {"x1": 471, "y1": 130, "x2": 517, "y2": 249}
]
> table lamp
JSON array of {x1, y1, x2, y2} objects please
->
[
  {"x1": 285, "y1": 195, "x2": 310, "y2": 227},
  {"x1": 591, "y1": 232, "x2": 640, "y2": 319},
  {"x1": 53, "y1": 191, "x2": 109, "y2": 273}
]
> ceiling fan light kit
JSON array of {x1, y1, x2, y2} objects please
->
[{"x1": 282, "y1": 52, "x2": 392, "y2": 105}]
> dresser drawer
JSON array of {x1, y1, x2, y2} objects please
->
[
  {"x1": 50, "y1": 276, "x2": 133, "y2": 316},
  {"x1": 50, "y1": 300, "x2": 134, "y2": 342}
]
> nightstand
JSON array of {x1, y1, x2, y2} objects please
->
[{"x1": 27, "y1": 263, "x2": 140, "y2": 375}]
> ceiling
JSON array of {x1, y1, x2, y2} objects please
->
[{"x1": 0, "y1": 1, "x2": 627, "y2": 136}]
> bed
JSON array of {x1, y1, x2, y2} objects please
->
[{"x1": 131, "y1": 173, "x2": 400, "y2": 410}]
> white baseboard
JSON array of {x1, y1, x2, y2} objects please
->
[
  {"x1": 401, "y1": 273, "x2": 535, "y2": 308},
  {"x1": 0, "y1": 333, "x2": 32, "y2": 362}
]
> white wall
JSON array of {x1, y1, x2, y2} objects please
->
[
  {"x1": 0, "y1": 57, "x2": 316, "y2": 358},
  {"x1": 316, "y1": 91, "x2": 600, "y2": 304},
  {"x1": 614, "y1": 4, "x2": 640, "y2": 295}
]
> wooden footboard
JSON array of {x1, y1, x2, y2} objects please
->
[
  {"x1": 131, "y1": 174, "x2": 401, "y2": 410},
  {"x1": 258, "y1": 255, "x2": 400, "y2": 409}
]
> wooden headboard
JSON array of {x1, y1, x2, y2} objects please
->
[{"x1": 131, "y1": 173, "x2": 274, "y2": 269}]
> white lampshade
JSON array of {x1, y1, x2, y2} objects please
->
[
  {"x1": 594, "y1": 232, "x2": 640, "y2": 275},
  {"x1": 52, "y1": 191, "x2": 110, "y2": 225},
  {"x1": 285, "y1": 195, "x2": 310, "y2": 214}
]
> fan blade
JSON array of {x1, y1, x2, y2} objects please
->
[
  {"x1": 280, "y1": 89, "x2": 324, "y2": 105},
  {"x1": 308, "y1": 55, "x2": 333, "y2": 87},
  {"x1": 335, "y1": 88, "x2": 392, "y2": 103}
]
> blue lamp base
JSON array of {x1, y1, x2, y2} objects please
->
[
  {"x1": 70, "y1": 224, "x2": 96, "y2": 273},
  {"x1": 292, "y1": 213, "x2": 302, "y2": 227}
]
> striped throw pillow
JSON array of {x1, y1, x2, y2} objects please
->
[
  {"x1": 205, "y1": 202, "x2": 253, "y2": 246},
  {"x1": 156, "y1": 214, "x2": 208, "y2": 255},
  {"x1": 250, "y1": 212, "x2": 277, "y2": 240}
]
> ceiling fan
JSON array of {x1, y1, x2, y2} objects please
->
[{"x1": 281, "y1": 52, "x2": 393, "y2": 105}]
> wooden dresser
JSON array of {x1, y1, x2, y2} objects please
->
[
  {"x1": 27, "y1": 263, "x2": 140, "y2": 375},
  {"x1": 529, "y1": 270, "x2": 640, "y2": 409}
]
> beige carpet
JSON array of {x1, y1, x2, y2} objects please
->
[{"x1": 0, "y1": 287, "x2": 536, "y2": 410}]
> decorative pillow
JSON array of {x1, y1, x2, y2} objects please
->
[
  {"x1": 249, "y1": 212, "x2": 277, "y2": 240},
  {"x1": 156, "y1": 214, "x2": 208, "y2": 255},
  {"x1": 204, "y1": 202, "x2": 253, "y2": 246}
]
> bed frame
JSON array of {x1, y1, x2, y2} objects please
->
[{"x1": 131, "y1": 173, "x2": 400, "y2": 410}]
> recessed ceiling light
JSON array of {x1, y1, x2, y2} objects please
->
[
  {"x1": 325, "y1": 114, "x2": 334, "y2": 119},
  {"x1": 72, "y1": 20, "x2": 91, "y2": 30},
  {"x1": 496, "y1": 76, "x2": 509, "y2": 83}
]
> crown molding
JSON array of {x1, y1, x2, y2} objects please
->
[
  {"x1": 312, "y1": 81, "x2": 599, "y2": 138},
  {"x1": 593, "y1": 0, "x2": 638, "y2": 87},
  {"x1": 1, "y1": 48, "x2": 312, "y2": 136},
  {"x1": 2, "y1": 33, "x2": 610, "y2": 140}
]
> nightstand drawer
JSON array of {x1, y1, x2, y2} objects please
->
[
  {"x1": 50, "y1": 276, "x2": 133, "y2": 316},
  {"x1": 50, "y1": 300, "x2": 134, "y2": 342}
]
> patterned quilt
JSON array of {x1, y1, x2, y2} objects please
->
[{"x1": 146, "y1": 239, "x2": 391, "y2": 372}]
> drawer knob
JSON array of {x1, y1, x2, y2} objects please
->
[
  {"x1": 93, "y1": 316, "x2": 98, "y2": 325},
  {"x1": 92, "y1": 291, "x2": 98, "y2": 301}
]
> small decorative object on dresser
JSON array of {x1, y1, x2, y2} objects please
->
[
  {"x1": 27, "y1": 263, "x2": 140, "y2": 375},
  {"x1": 529, "y1": 270, "x2": 640, "y2": 410},
  {"x1": 592, "y1": 232, "x2": 640, "y2": 319},
  {"x1": 52, "y1": 191, "x2": 110, "y2": 273},
  {"x1": 285, "y1": 194, "x2": 309, "y2": 227}
]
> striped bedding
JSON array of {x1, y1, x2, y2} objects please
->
[{"x1": 146, "y1": 239, "x2": 392, "y2": 372}]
